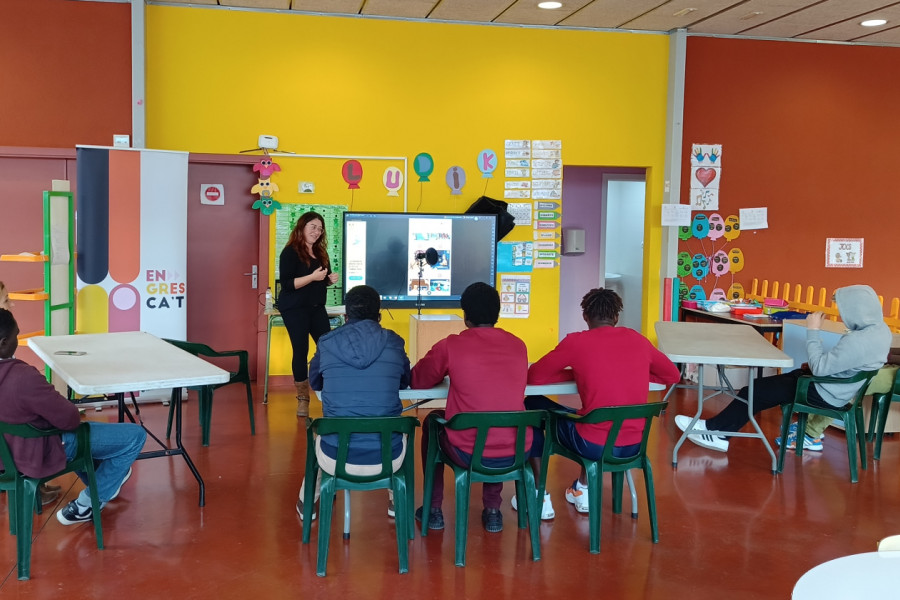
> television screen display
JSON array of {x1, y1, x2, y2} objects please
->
[{"x1": 342, "y1": 212, "x2": 498, "y2": 308}]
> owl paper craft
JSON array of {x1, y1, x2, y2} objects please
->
[
  {"x1": 252, "y1": 197, "x2": 282, "y2": 216},
  {"x1": 252, "y1": 158, "x2": 281, "y2": 178},
  {"x1": 251, "y1": 178, "x2": 279, "y2": 198}
]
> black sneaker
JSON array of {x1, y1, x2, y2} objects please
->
[
  {"x1": 415, "y1": 506, "x2": 444, "y2": 530},
  {"x1": 56, "y1": 500, "x2": 93, "y2": 525},
  {"x1": 482, "y1": 508, "x2": 503, "y2": 533}
]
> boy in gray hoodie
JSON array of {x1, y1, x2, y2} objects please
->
[{"x1": 675, "y1": 285, "x2": 891, "y2": 453}]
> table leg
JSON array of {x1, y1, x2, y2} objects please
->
[
  {"x1": 672, "y1": 364, "x2": 706, "y2": 468},
  {"x1": 131, "y1": 387, "x2": 206, "y2": 506},
  {"x1": 744, "y1": 370, "x2": 778, "y2": 474}
]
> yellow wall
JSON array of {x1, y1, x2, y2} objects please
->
[{"x1": 146, "y1": 7, "x2": 670, "y2": 370}]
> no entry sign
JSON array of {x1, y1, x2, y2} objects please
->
[{"x1": 200, "y1": 184, "x2": 225, "y2": 206}]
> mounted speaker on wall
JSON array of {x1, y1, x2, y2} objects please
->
[{"x1": 562, "y1": 228, "x2": 585, "y2": 255}]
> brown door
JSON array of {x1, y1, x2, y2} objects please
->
[
  {"x1": 186, "y1": 162, "x2": 261, "y2": 378},
  {"x1": 0, "y1": 152, "x2": 75, "y2": 371}
]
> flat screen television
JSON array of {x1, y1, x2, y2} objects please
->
[{"x1": 342, "y1": 211, "x2": 499, "y2": 309}]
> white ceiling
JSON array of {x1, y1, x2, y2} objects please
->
[{"x1": 149, "y1": 0, "x2": 900, "y2": 46}]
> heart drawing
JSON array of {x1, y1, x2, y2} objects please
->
[{"x1": 695, "y1": 167, "x2": 717, "y2": 187}]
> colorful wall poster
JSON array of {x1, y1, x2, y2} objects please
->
[
  {"x1": 500, "y1": 274, "x2": 531, "y2": 318},
  {"x1": 497, "y1": 241, "x2": 534, "y2": 272}
]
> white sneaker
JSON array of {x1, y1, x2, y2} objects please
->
[
  {"x1": 675, "y1": 415, "x2": 729, "y2": 453},
  {"x1": 564, "y1": 479, "x2": 589, "y2": 513},
  {"x1": 109, "y1": 467, "x2": 133, "y2": 502},
  {"x1": 511, "y1": 492, "x2": 555, "y2": 520}
]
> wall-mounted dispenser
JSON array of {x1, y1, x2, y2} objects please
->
[{"x1": 562, "y1": 228, "x2": 586, "y2": 255}]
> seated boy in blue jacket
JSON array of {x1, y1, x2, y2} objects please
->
[{"x1": 297, "y1": 285, "x2": 411, "y2": 519}]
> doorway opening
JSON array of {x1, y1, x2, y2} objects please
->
[{"x1": 559, "y1": 167, "x2": 646, "y2": 338}]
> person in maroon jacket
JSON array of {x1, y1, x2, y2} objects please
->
[
  {"x1": 411, "y1": 282, "x2": 529, "y2": 534},
  {"x1": 1, "y1": 281, "x2": 61, "y2": 505},
  {"x1": 0, "y1": 309, "x2": 146, "y2": 526},
  {"x1": 525, "y1": 288, "x2": 680, "y2": 515}
]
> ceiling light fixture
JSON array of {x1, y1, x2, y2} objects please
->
[
  {"x1": 673, "y1": 8, "x2": 697, "y2": 18},
  {"x1": 538, "y1": 1, "x2": 563, "y2": 8},
  {"x1": 739, "y1": 11, "x2": 764, "y2": 21},
  {"x1": 861, "y1": 19, "x2": 887, "y2": 27}
]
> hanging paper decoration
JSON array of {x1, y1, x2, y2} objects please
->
[
  {"x1": 691, "y1": 213, "x2": 709, "y2": 239},
  {"x1": 727, "y1": 283, "x2": 745, "y2": 300},
  {"x1": 688, "y1": 285, "x2": 707, "y2": 301},
  {"x1": 252, "y1": 196, "x2": 282, "y2": 216},
  {"x1": 724, "y1": 215, "x2": 741, "y2": 241},
  {"x1": 414, "y1": 153, "x2": 434, "y2": 182},
  {"x1": 383, "y1": 166, "x2": 403, "y2": 197},
  {"x1": 677, "y1": 225, "x2": 692, "y2": 241},
  {"x1": 251, "y1": 178, "x2": 279, "y2": 197},
  {"x1": 691, "y1": 254, "x2": 709, "y2": 280},
  {"x1": 679, "y1": 281, "x2": 689, "y2": 301},
  {"x1": 477, "y1": 149, "x2": 497, "y2": 178},
  {"x1": 249, "y1": 150, "x2": 282, "y2": 215},
  {"x1": 445, "y1": 166, "x2": 466, "y2": 195},
  {"x1": 728, "y1": 248, "x2": 745, "y2": 273},
  {"x1": 676, "y1": 251, "x2": 692, "y2": 278},
  {"x1": 707, "y1": 213, "x2": 725, "y2": 240},
  {"x1": 711, "y1": 250, "x2": 730, "y2": 276},
  {"x1": 709, "y1": 288, "x2": 727, "y2": 301},
  {"x1": 342, "y1": 160, "x2": 363, "y2": 189},
  {"x1": 252, "y1": 157, "x2": 281, "y2": 178}
]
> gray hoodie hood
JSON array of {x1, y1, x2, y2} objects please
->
[{"x1": 836, "y1": 285, "x2": 885, "y2": 332}]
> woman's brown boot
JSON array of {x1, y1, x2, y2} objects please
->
[{"x1": 295, "y1": 380, "x2": 310, "y2": 417}]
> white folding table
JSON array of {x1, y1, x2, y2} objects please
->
[
  {"x1": 28, "y1": 331, "x2": 229, "y2": 506},
  {"x1": 655, "y1": 321, "x2": 794, "y2": 473}
]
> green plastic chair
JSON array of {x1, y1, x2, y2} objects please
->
[
  {"x1": 867, "y1": 367, "x2": 900, "y2": 460},
  {"x1": 163, "y1": 339, "x2": 255, "y2": 446},
  {"x1": 0, "y1": 421, "x2": 103, "y2": 580},
  {"x1": 300, "y1": 416, "x2": 420, "y2": 576},
  {"x1": 536, "y1": 402, "x2": 667, "y2": 554},
  {"x1": 777, "y1": 370, "x2": 879, "y2": 483},
  {"x1": 420, "y1": 410, "x2": 550, "y2": 567}
]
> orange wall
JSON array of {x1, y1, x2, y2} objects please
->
[
  {"x1": 680, "y1": 37, "x2": 900, "y2": 303},
  {"x1": 0, "y1": 0, "x2": 131, "y2": 148}
]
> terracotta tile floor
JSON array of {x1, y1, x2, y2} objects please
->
[{"x1": 1, "y1": 384, "x2": 898, "y2": 598}]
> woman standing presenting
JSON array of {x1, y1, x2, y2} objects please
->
[{"x1": 278, "y1": 212, "x2": 339, "y2": 417}]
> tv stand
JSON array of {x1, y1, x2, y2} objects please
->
[{"x1": 409, "y1": 314, "x2": 465, "y2": 365}]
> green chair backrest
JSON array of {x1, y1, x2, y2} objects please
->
[
  {"x1": 163, "y1": 338, "x2": 249, "y2": 387},
  {"x1": 0, "y1": 422, "x2": 68, "y2": 482},
  {"x1": 557, "y1": 401, "x2": 667, "y2": 468},
  {"x1": 795, "y1": 370, "x2": 880, "y2": 408},
  {"x1": 309, "y1": 416, "x2": 420, "y2": 485},
  {"x1": 441, "y1": 410, "x2": 548, "y2": 476}
]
